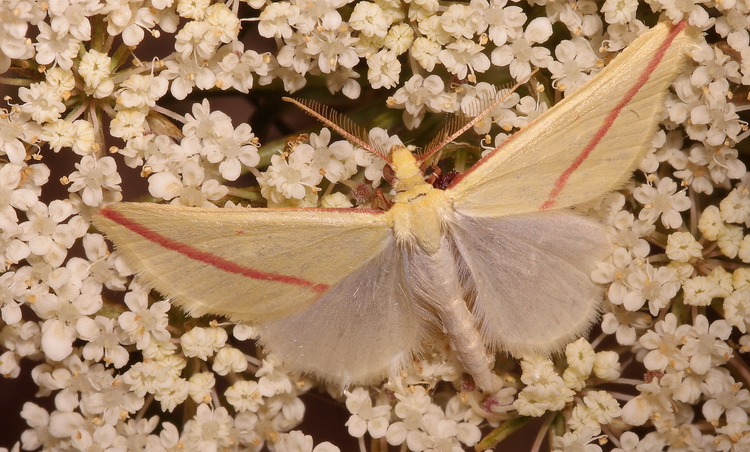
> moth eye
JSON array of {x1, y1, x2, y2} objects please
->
[
  {"x1": 382, "y1": 163, "x2": 395, "y2": 184},
  {"x1": 432, "y1": 170, "x2": 460, "y2": 190}
]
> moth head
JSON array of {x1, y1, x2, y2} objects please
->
[{"x1": 389, "y1": 146, "x2": 422, "y2": 181}]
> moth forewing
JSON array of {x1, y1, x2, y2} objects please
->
[{"x1": 447, "y1": 21, "x2": 699, "y2": 217}]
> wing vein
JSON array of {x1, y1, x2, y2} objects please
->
[{"x1": 99, "y1": 207, "x2": 328, "y2": 293}]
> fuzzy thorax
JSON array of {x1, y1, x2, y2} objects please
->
[{"x1": 388, "y1": 146, "x2": 452, "y2": 254}]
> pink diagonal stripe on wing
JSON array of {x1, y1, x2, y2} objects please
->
[
  {"x1": 100, "y1": 207, "x2": 329, "y2": 293},
  {"x1": 540, "y1": 21, "x2": 687, "y2": 211}
]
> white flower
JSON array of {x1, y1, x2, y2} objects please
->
[
  {"x1": 562, "y1": 338, "x2": 595, "y2": 390},
  {"x1": 582, "y1": 391, "x2": 622, "y2": 425},
  {"x1": 345, "y1": 387, "x2": 391, "y2": 438},
  {"x1": 208, "y1": 122, "x2": 260, "y2": 181},
  {"x1": 386, "y1": 386, "x2": 432, "y2": 444},
  {"x1": 687, "y1": 98, "x2": 742, "y2": 147},
  {"x1": 124, "y1": 356, "x2": 185, "y2": 398},
  {"x1": 258, "y1": 145, "x2": 322, "y2": 204},
  {"x1": 0, "y1": 113, "x2": 31, "y2": 164},
  {"x1": 213, "y1": 346, "x2": 248, "y2": 375},
  {"x1": 666, "y1": 231, "x2": 703, "y2": 262},
  {"x1": 601, "y1": 0, "x2": 638, "y2": 24},
  {"x1": 34, "y1": 21, "x2": 80, "y2": 70},
  {"x1": 551, "y1": 428, "x2": 603, "y2": 452},
  {"x1": 20, "y1": 200, "x2": 82, "y2": 266},
  {"x1": 183, "y1": 405, "x2": 234, "y2": 449},
  {"x1": 40, "y1": 319, "x2": 75, "y2": 362},
  {"x1": 306, "y1": 129, "x2": 356, "y2": 184},
  {"x1": 47, "y1": 0, "x2": 101, "y2": 41},
  {"x1": 117, "y1": 290, "x2": 171, "y2": 350},
  {"x1": 440, "y1": 3, "x2": 486, "y2": 39},
  {"x1": 402, "y1": 411, "x2": 475, "y2": 451},
  {"x1": 724, "y1": 288, "x2": 750, "y2": 333},
  {"x1": 176, "y1": 0, "x2": 211, "y2": 20},
  {"x1": 702, "y1": 372, "x2": 750, "y2": 425},
  {"x1": 715, "y1": 422, "x2": 750, "y2": 451},
  {"x1": 206, "y1": 3, "x2": 240, "y2": 43},
  {"x1": 212, "y1": 43, "x2": 268, "y2": 93},
  {"x1": 78, "y1": 49, "x2": 114, "y2": 98},
  {"x1": 0, "y1": 350, "x2": 21, "y2": 378},
  {"x1": 258, "y1": 2, "x2": 300, "y2": 39},
  {"x1": 547, "y1": 37, "x2": 598, "y2": 93},
  {"x1": 175, "y1": 20, "x2": 221, "y2": 61},
  {"x1": 188, "y1": 372, "x2": 215, "y2": 404},
  {"x1": 721, "y1": 187, "x2": 750, "y2": 227},
  {"x1": 367, "y1": 49, "x2": 401, "y2": 89},
  {"x1": 411, "y1": 37, "x2": 441, "y2": 72},
  {"x1": 639, "y1": 313, "x2": 691, "y2": 372},
  {"x1": 320, "y1": 192, "x2": 353, "y2": 208},
  {"x1": 67, "y1": 120, "x2": 96, "y2": 156},
  {"x1": 276, "y1": 431, "x2": 340, "y2": 452},
  {"x1": 682, "y1": 276, "x2": 720, "y2": 306},
  {"x1": 353, "y1": 128, "x2": 398, "y2": 187},
  {"x1": 715, "y1": 7, "x2": 750, "y2": 52},
  {"x1": 161, "y1": 56, "x2": 217, "y2": 100},
  {"x1": 481, "y1": 0, "x2": 526, "y2": 46},
  {"x1": 611, "y1": 431, "x2": 666, "y2": 452},
  {"x1": 514, "y1": 356, "x2": 574, "y2": 416},
  {"x1": 109, "y1": 108, "x2": 147, "y2": 140},
  {"x1": 0, "y1": 1, "x2": 39, "y2": 73},
  {"x1": 491, "y1": 17, "x2": 553, "y2": 80},
  {"x1": 306, "y1": 27, "x2": 359, "y2": 74},
  {"x1": 0, "y1": 162, "x2": 38, "y2": 227},
  {"x1": 388, "y1": 74, "x2": 456, "y2": 129},
  {"x1": 155, "y1": 376, "x2": 189, "y2": 412},
  {"x1": 225, "y1": 380, "x2": 264, "y2": 412},
  {"x1": 67, "y1": 155, "x2": 122, "y2": 207},
  {"x1": 180, "y1": 326, "x2": 228, "y2": 359},
  {"x1": 718, "y1": 224, "x2": 744, "y2": 259},
  {"x1": 20, "y1": 402, "x2": 54, "y2": 450},
  {"x1": 148, "y1": 161, "x2": 228, "y2": 206},
  {"x1": 593, "y1": 350, "x2": 621, "y2": 380},
  {"x1": 384, "y1": 23, "x2": 414, "y2": 55},
  {"x1": 622, "y1": 263, "x2": 680, "y2": 314},
  {"x1": 349, "y1": 2, "x2": 389, "y2": 38},
  {"x1": 75, "y1": 315, "x2": 129, "y2": 368},
  {"x1": 699, "y1": 205, "x2": 725, "y2": 240},
  {"x1": 438, "y1": 38, "x2": 490, "y2": 81},
  {"x1": 681, "y1": 315, "x2": 732, "y2": 375},
  {"x1": 117, "y1": 74, "x2": 169, "y2": 110},
  {"x1": 18, "y1": 81, "x2": 67, "y2": 124},
  {"x1": 80, "y1": 373, "x2": 144, "y2": 425},
  {"x1": 633, "y1": 178, "x2": 691, "y2": 229},
  {"x1": 621, "y1": 373, "x2": 684, "y2": 428}
]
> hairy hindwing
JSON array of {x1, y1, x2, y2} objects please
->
[{"x1": 258, "y1": 240, "x2": 438, "y2": 387}]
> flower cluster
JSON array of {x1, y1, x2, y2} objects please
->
[{"x1": 0, "y1": 0, "x2": 749, "y2": 451}]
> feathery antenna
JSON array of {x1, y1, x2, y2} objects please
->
[
  {"x1": 282, "y1": 97, "x2": 389, "y2": 162},
  {"x1": 419, "y1": 68, "x2": 540, "y2": 164}
]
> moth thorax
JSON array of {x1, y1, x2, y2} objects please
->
[{"x1": 389, "y1": 189, "x2": 451, "y2": 255}]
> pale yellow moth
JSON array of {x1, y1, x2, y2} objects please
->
[{"x1": 94, "y1": 22, "x2": 698, "y2": 392}]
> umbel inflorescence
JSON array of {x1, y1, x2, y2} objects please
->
[{"x1": 0, "y1": 1, "x2": 748, "y2": 451}]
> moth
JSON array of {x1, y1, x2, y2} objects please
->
[{"x1": 94, "y1": 22, "x2": 697, "y2": 392}]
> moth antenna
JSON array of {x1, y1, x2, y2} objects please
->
[
  {"x1": 421, "y1": 114, "x2": 466, "y2": 164},
  {"x1": 282, "y1": 97, "x2": 389, "y2": 162},
  {"x1": 419, "y1": 68, "x2": 540, "y2": 164}
]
